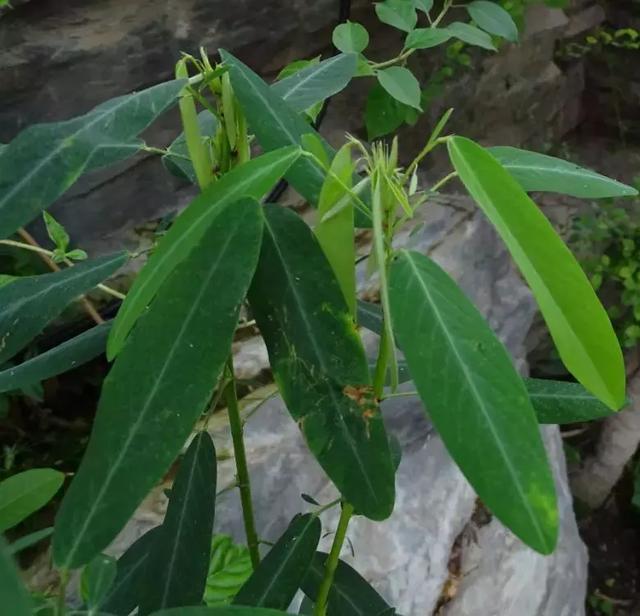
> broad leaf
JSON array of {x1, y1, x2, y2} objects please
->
[
  {"x1": 0, "y1": 322, "x2": 111, "y2": 394},
  {"x1": 273, "y1": 54, "x2": 358, "y2": 112},
  {"x1": 148, "y1": 608, "x2": 290, "y2": 615},
  {"x1": 301, "y1": 552, "x2": 395, "y2": 615},
  {"x1": 102, "y1": 529, "x2": 160, "y2": 616},
  {"x1": 331, "y1": 23, "x2": 370, "y2": 53},
  {"x1": 140, "y1": 432, "x2": 216, "y2": 614},
  {"x1": 8, "y1": 526, "x2": 54, "y2": 555},
  {"x1": 108, "y1": 147, "x2": 298, "y2": 358},
  {"x1": 489, "y1": 146, "x2": 639, "y2": 199},
  {"x1": 0, "y1": 468, "x2": 65, "y2": 532},
  {"x1": 81, "y1": 554, "x2": 117, "y2": 610},
  {"x1": 389, "y1": 250, "x2": 558, "y2": 553},
  {"x1": 467, "y1": 1, "x2": 518, "y2": 42},
  {"x1": 445, "y1": 22, "x2": 496, "y2": 50},
  {"x1": 234, "y1": 514, "x2": 320, "y2": 609},
  {"x1": 364, "y1": 83, "x2": 408, "y2": 141},
  {"x1": 405, "y1": 27, "x2": 452, "y2": 49},
  {"x1": 449, "y1": 136, "x2": 625, "y2": 410},
  {"x1": 376, "y1": 67, "x2": 422, "y2": 110},
  {"x1": 0, "y1": 80, "x2": 184, "y2": 238},
  {"x1": 54, "y1": 198, "x2": 263, "y2": 569},
  {"x1": 249, "y1": 205, "x2": 395, "y2": 521},
  {"x1": 375, "y1": 0, "x2": 418, "y2": 32},
  {"x1": 0, "y1": 253, "x2": 126, "y2": 365},
  {"x1": 527, "y1": 378, "x2": 617, "y2": 424},
  {"x1": 0, "y1": 536, "x2": 32, "y2": 616},
  {"x1": 205, "y1": 535, "x2": 253, "y2": 607}
]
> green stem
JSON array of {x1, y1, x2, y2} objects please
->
[
  {"x1": 56, "y1": 569, "x2": 69, "y2": 616},
  {"x1": 313, "y1": 503, "x2": 354, "y2": 616},
  {"x1": 373, "y1": 326, "x2": 390, "y2": 399},
  {"x1": 224, "y1": 361, "x2": 260, "y2": 569}
]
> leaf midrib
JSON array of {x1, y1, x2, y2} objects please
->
[{"x1": 278, "y1": 55, "x2": 347, "y2": 108}]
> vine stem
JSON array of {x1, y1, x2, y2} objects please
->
[{"x1": 224, "y1": 360, "x2": 261, "y2": 569}]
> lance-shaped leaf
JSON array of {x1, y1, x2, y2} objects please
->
[
  {"x1": 301, "y1": 552, "x2": 395, "y2": 615},
  {"x1": 140, "y1": 432, "x2": 216, "y2": 614},
  {"x1": 102, "y1": 529, "x2": 160, "y2": 616},
  {"x1": 527, "y1": 378, "x2": 618, "y2": 424},
  {"x1": 0, "y1": 253, "x2": 126, "y2": 365},
  {"x1": 147, "y1": 607, "x2": 290, "y2": 615},
  {"x1": 0, "y1": 536, "x2": 32, "y2": 616},
  {"x1": 0, "y1": 80, "x2": 185, "y2": 238},
  {"x1": 489, "y1": 146, "x2": 639, "y2": 199},
  {"x1": 272, "y1": 53, "x2": 358, "y2": 113},
  {"x1": 249, "y1": 206, "x2": 395, "y2": 520},
  {"x1": 81, "y1": 554, "x2": 117, "y2": 611},
  {"x1": 8, "y1": 527, "x2": 54, "y2": 555},
  {"x1": 234, "y1": 514, "x2": 321, "y2": 609},
  {"x1": 108, "y1": 146, "x2": 299, "y2": 358},
  {"x1": 0, "y1": 322, "x2": 111, "y2": 394},
  {"x1": 53, "y1": 198, "x2": 263, "y2": 569},
  {"x1": 449, "y1": 136, "x2": 625, "y2": 411},
  {"x1": 0, "y1": 468, "x2": 64, "y2": 532},
  {"x1": 389, "y1": 250, "x2": 558, "y2": 553}
]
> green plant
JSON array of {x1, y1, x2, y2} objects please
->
[{"x1": 0, "y1": 1, "x2": 638, "y2": 614}]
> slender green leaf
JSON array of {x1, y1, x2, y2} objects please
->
[
  {"x1": 54, "y1": 199, "x2": 263, "y2": 569},
  {"x1": 489, "y1": 146, "x2": 639, "y2": 199},
  {"x1": 140, "y1": 432, "x2": 216, "y2": 614},
  {"x1": 405, "y1": 27, "x2": 452, "y2": 50},
  {"x1": 108, "y1": 147, "x2": 299, "y2": 358},
  {"x1": 375, "y1": 0, "x2": 418, "y2": 33},
  {"x1": 315, "y1": 144, "x2": 357, "y2": 315},
  {"x1": 249, "y1": 206, "x2": 395, "y2": 521},
  {"x1": 148, "y1": 608, "x2": 290, "y2": 616},
  {"x1": 376, "y1": 67, "x2": 422, "y2": 110},
  {"x1": 0, "y1": 80, "x2": 185, "y2": 238},
  {"x1": 445, "y1": 22, "x2": 496, "y2": 50},
  {"x1": 0, "y1": 253, "x2": 126, "y2": 365},
  {"x1": 234, "y1": 514, "x2": 320, "y2": 609},
  {"x1": 204, "y1": 535, "x2": 253, "y2": 607},
  {"x1": 0, "y1": 536, "x2": 32, "y2": 616},
  {"x1": 0, "y1": 323, "x2": 111, "y2": 394},
  {"x1": 43, "y1": 211, "x2": 70, "y2": 252},
  {"x1": 331, "y1": 23, "x2": 370, "y2": 53},
  {"x1": 449, "y1": 136, "x2": 625, "y2": 410},
  {"x1": 301, "y1": 552, "x2": 395, "y2": 615},
  {"x1": 81, "y1": 554, "x2": 117, "y2": 610},
  {"x1": 102, "y1": 528, "x2": 160, "y2": 616},
  {"x1": 356, "y1": 300, "x2": 383, "y2": 334},
  {"x1": 467, "y1": 1, "x2": 518, "y2": 42},
  {"x1": 8, "y1": 526, "x2": 54, "y2": 555},
  {"x1": 389, "y1": 250, "x2": 558, "y2": 553},
  {"x1": 0, "y1": 468, "x2": 65, "y2": 532},
  {"x1": 273, "y1": 53, "x2": 358, "y2": 112}
]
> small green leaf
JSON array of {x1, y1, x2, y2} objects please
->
[
  {"x1": 81, "y1": 554, "x2": 117, "y2": 610},
  {"x1": 0, "y1": 322, "x2": 111, "y2": 394},
  {"x1": 332, "y1": 22, "x2": 370, "y2": 53},
  {"x1": 489, "y1": 146, "x2": 639, "y2": 199},
  {"x1": 8, "y1": 527, "x2": 54, "y2": 555},
  {"x1": 0, "y1": 536, "x2": 32, "y2": 616},
  {"x1": 467, "y1": 1, "x2": 518, "y2": 42},
  {"x1": 140, "y1": 432, "x2": 216, "y2": 614},
  {"x1": 249, "y1": 206, "x2": 395, "y2": 521},
  {"x1": 0, "y1": 253, "x2": 126, "y2": 365},
  {"x1": 448, "y1": 136, "x2": 625, "y2": 410},
  {"x1": 43, "y1": 211, "x2": 70, "y2": 252},
  {"x1": 65, "y1": 248, "x2": 88, "y2": 261},
  {"x1": 375, "y1": 0, "x2": 418, "y2": 33},
  {"x1": 234, "y1": 514, "x2": 321, "y2": 609},
  {"x1": 0, "y1": 468, "x2": 65, "y2": 532},
  {"x1": 376, "y1": 67, "x2": 422, "y2": 110},
  {"x1": 364, "y1": 83, "x2": 408, "y2": 141},
  {"x1": 405, "y1": 27, "x2": 452, "y2": 50},
  {"x1": 445, "y1": 22, "x2": 496, "y2": 50},
  {"x1": 413, "y1": 0, "x2": 433, "y2": 14},
  {"x1": 389, "y1": 250, "x2": 558, "y2": 553},
  {"x1": 54, "y1": 199, "x2": 263, "y2": 569},
  {"x1": 204, "y1": 535, "x2": 253, "y2": 607}
]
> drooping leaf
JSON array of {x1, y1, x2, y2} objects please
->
[
  {"x1": 364, "y1": 83, "x2": 408, "y2": 141},
  {"x1": 489, "y1": 146, "x2": 639, "y2": 199},
  {"x1": 405, "y1": 27, "x2": 452, "y2": 50},
  {"x1": 0, "y1": 536, "x2": 32, "y2": 616},
  {"x1": 8, "y1": 526, "x2": 54, "y2": 555},
  {"x1": 54, "y1": 199, "x2": 263, "y2": 569},
  {"x1": 301, "y1": 552, "x2": 395, "y2": 615},
  {"x1": 376, "y1": 67, "x2": 422, "y2": 110},
  {"x1": 315, "y1": 144, "x2": 356, "y2": 315},
  {"x1": 448, "y1": 136, "x2": 625, "y2": 410},
  {"x1": 80, "y1": 554, "x2": 117, "y2": 611},
  {"x1": 108, "y1": 147, "x2": 298, "y2": 358},
  {"x1": 467, "y1": 1, "x2": 518, "y2": 42},
  {"x1": 445, "y1": 22, "x2": 496, "y2": 50},
  {"x1": 0, "y1": 80, "x2": 185, "y2": 238},
  {"x1": 234, "y1": 514, "x2": 321, "y2": 609},
  {"x1": 204, "y1": 535, "x2": 253, "y2": 607},
  {"x1": 331, "y1": 23, "x2": 370, "y2": 53},
  {"x1": 0, "y1": 468, "x2": 65, "y2": 532},
  {"x1": 0, "y1": 253, "x2": 126, "y2": 365},
  {"x1": 375, "y1": 0, "x2": 418, "y2": 33},
  {"x1": 147, "y1": 607, "x2": 290, "y2": 616},
  {"x1": 389, "y1": 250, "x2": 558, "y2": 553},
  {"x1": 140, "y1": 432, "x2": 216, "y2": 614},
  {"x1": 248, "y1": 205, "x2": 395, "y2": 521},
  {"x1": 102, "y1": 528, "x2": 160, "y2": 616},
  {"x1": 0, "y1": 322, "x2": 111, "y2": 394}
]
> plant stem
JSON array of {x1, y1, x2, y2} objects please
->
[
  {"x1": 56, "y1": 569, "x2": 69, "y2": 616},
  {"x1": 224, "y1": 360, "x2": 260, "y2": 569},
  {"x1": 313, "y1": 502, "x2": 354, "y2": 616}
]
